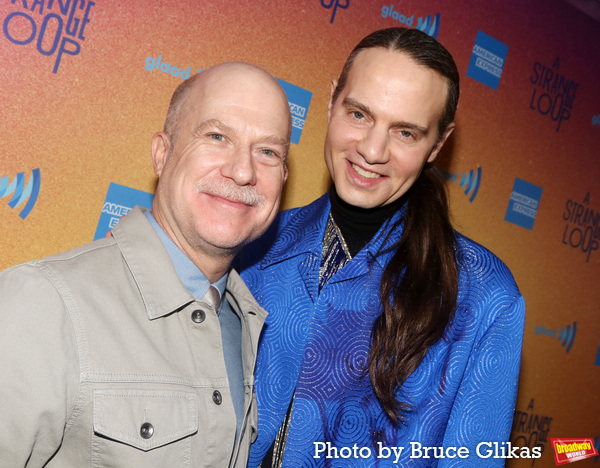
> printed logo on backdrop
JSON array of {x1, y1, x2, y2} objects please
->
[
  {"x1": 0, "y1": 169, "x2": 41, "y2": 220},
  {"x1": 2, "y1": 1, "x2": 95, "y2": 74},
  {"x1": 320, "y1": 0, "x2": 349, "y2": 24},
  {"x1": 511, "y1": 398, "x2": 553, "y2": 466},
  {"x1": 439, "y1": 166, "x2": 482, "y2": 203},
  {"x1": 562, "y1": 192, "x2": 598, "y2": 262},
  {"x1": 142, "y1": 60, "x2": 313, "y2": 145},
  {"x1": 94, "y1": 183, "x2": 154, "y2": 240},
  {"x1": 596, "y1": 344, "x2": 600, "y2": 367},
  {"x1": 505, "y1": 178, "x2": 543, "y2": 230},
  {"x1": 145, "y1": 55, "x2": 192, "y2": 80},
  {"x1": 593, "y1": 114, "x2": 600, "y2": 126},
  {"x1": 275, "y1": 78, "x2": 313, "y2": 144},
  {"x1": 467, "y1": 31, "x2": 508, "y2": 90},
  {"x1": 380, "y1": 5, "x2": 440, "y2": 39},
  {"x1": 530, "y1": 57, "x2": 578, "y2": 132},
  {"x1": 534, "y1": 321, "x2": 576, "y2": 353}
]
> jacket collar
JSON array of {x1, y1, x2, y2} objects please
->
[
  {"x1": 260, "y1": 194, "x2": 330, "y2": 269},
  {"x1": 113, "y1": 206, "x2": 269, "y2": 324},
  {"x1": 259, "y1": 193, "x2": 406, "y2": 278},
  {"x1": 112, "y1": 206, "x2": 196, "y2": 320}
]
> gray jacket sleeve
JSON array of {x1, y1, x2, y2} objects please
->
[{"x1": 0, "y1": 264, "x2": 80, "y2": 467}]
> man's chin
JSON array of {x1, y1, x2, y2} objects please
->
[{"x1": 335, "y1": 187, "x2": 376, "y2": 209}]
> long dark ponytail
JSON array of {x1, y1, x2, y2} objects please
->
[{"x1": 371, "y1": 166, "x2": 458, "y2": 423}]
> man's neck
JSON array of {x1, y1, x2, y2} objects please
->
[
  {"x1": 328, "y1": 185, "x2": 405, "y2": 257},
  {"x1": 149, "y1": 210, "x2": 233, "y2": 283}
]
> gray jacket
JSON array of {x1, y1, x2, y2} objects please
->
[{"x1": 0, "y1": 206, "x2": 266, "y2": 467}]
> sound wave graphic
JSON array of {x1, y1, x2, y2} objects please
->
[
  {"x1": 439, "y1": 166, "x2": 482, "y2": 203},
  {"x1": 558, "y1": 321, "x2": 576, "y2": 353},
  {"x1": 416, "y1": 13, "x2": 441, "y2": 39},
  {"x1": 0, "y1": 169, "x2": 41, "y2": 219},
  {"x1": 459, "y1": 167, "x2": 482, "y2": 203}
]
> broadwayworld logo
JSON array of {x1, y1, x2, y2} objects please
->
[
  {"x1": 551, "y1": 438, "x2": 598, "y2": 465},
  {"x1": 0, "y1": 169, "x2": 41, "y2": 220},
  {"x1": 2, "y1": 0, "x2": 95, "y2": 73}
]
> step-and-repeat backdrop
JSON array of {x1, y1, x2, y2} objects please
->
[{"x1": 2, "y1": 0, "x2": 599, "y2": 465}]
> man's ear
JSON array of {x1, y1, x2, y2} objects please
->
[
  {"x1": 151, "y1": 132, "x2": 171, "y2": 176},
  {"x1": 427, "y1": 123, "x2": 455, "y2": 163},
  {"x1": 327, "y1": 79, "x2": 338, "y2": 124},
  {"x1": 283, "y1": 165, "x2": 289, "y2": 184}
]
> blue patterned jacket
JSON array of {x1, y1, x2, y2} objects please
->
[{"x1": 238, "y1": 194, "x2": 525, "y2": 467}]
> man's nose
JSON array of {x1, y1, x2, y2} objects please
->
[
  {"x1": 220, "y1": 147, "x2": 257, "y2": 186},
  {"x1": 356, "y1": 126, "x2": 390, "y2": 165}
]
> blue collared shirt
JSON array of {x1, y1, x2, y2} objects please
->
[{"x1": 144, "y1": 211, "x2": 244, "y2": 440}]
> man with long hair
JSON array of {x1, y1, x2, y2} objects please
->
[{"x1": 238, "y1": 28, "x2": 525, "y2": 466}]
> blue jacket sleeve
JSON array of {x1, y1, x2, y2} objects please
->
[{"x1": 440, "y1": 294, "x2": 525, "y2": 467}]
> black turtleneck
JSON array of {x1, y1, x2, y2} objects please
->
[{"x1": 328, "y1": 185, "x2": 405, "y2": 257}]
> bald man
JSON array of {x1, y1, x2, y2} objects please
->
[{"x1": 0, "y1": 63, "x2": 291, "y2": 467}]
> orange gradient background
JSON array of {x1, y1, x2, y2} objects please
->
[{"x1": 1, "y1": 0, "x2": 599, "y2": 465}]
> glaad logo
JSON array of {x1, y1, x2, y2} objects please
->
[
  {"x1": 562, "y1": 192, "x2": 598, "y2": 262},
  {"x1": 94, "y1": 183, "x2": 154, "y2": 240},
  {"x1": 0, "y1": 169, "x2": 41, "y2": 220},
  {"x1": 511, "y1": 398, "x2": 553, "y2": 463},
  {"x1": 439, "y1": 166, "x2": 482, "y2": 203},
  {"x1": 145, "y1": 55, "x2": 192, "y2": 80},
  {"x1": 2, "y1": 1, "x2": 95, "y2": 74},
  {"x1": 529, "y1": 57, "x2": 578, "y2": 132},
  {"x1": 380, "y1": 5, "x2": 440, "y2": 39},
  {"x1": 534, "y1": 322, "x2": 576, "y2": 353},
  {"x1": 467, "y1": 31, "x2": 508, "y2": 90},
  {"x1": 320, "y1": 0, "x2": 349, "y2": 24},
  {"x1": 505, "y1": 178, "x2": 543, "y2": 230}
]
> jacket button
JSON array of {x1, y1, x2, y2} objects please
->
[
  {"x1": 212, "y1": 390, "x2": 222, "y2": 405},
  {"x1": 140, "y1": 422, "x2": 154, "y2": 439},
  {"x1": 191, "y1": 309, "x2": 206, "y2": 323}
]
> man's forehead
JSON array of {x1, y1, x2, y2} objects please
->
[{"x1": 344, "y1": 49, "x2": 447, "y2": 101}]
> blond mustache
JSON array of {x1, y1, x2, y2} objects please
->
[{"x1": 195, "y1": 179, "x2": 266, "y2": 208}]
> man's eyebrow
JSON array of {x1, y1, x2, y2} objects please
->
[
  {"x1": 195, "y1": 118, "x2": 235, "y2": 135},
  {"x1": 257, "y1": 134, "x2": 289, "y2": 149},
  {"x1": 391, "y1": 120, "x2": 430, "y2": 135},
  {"x1": 343, "y1": 97, "x2": 374, "y2": 119},
  {"x1": 343, "y1": 97, "x2": 431, "y2": 135}
]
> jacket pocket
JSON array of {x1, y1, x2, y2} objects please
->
[{"x1": 92, "y1": 389, "x2": 199, "y2": 467}]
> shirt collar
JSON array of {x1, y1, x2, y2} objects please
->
[
  {"x1": 144, "y1": 211, "x2": 227, "y2": 302},
  {"x1": 259, "y1": 193, "x2": 406, "y2": 271}
]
